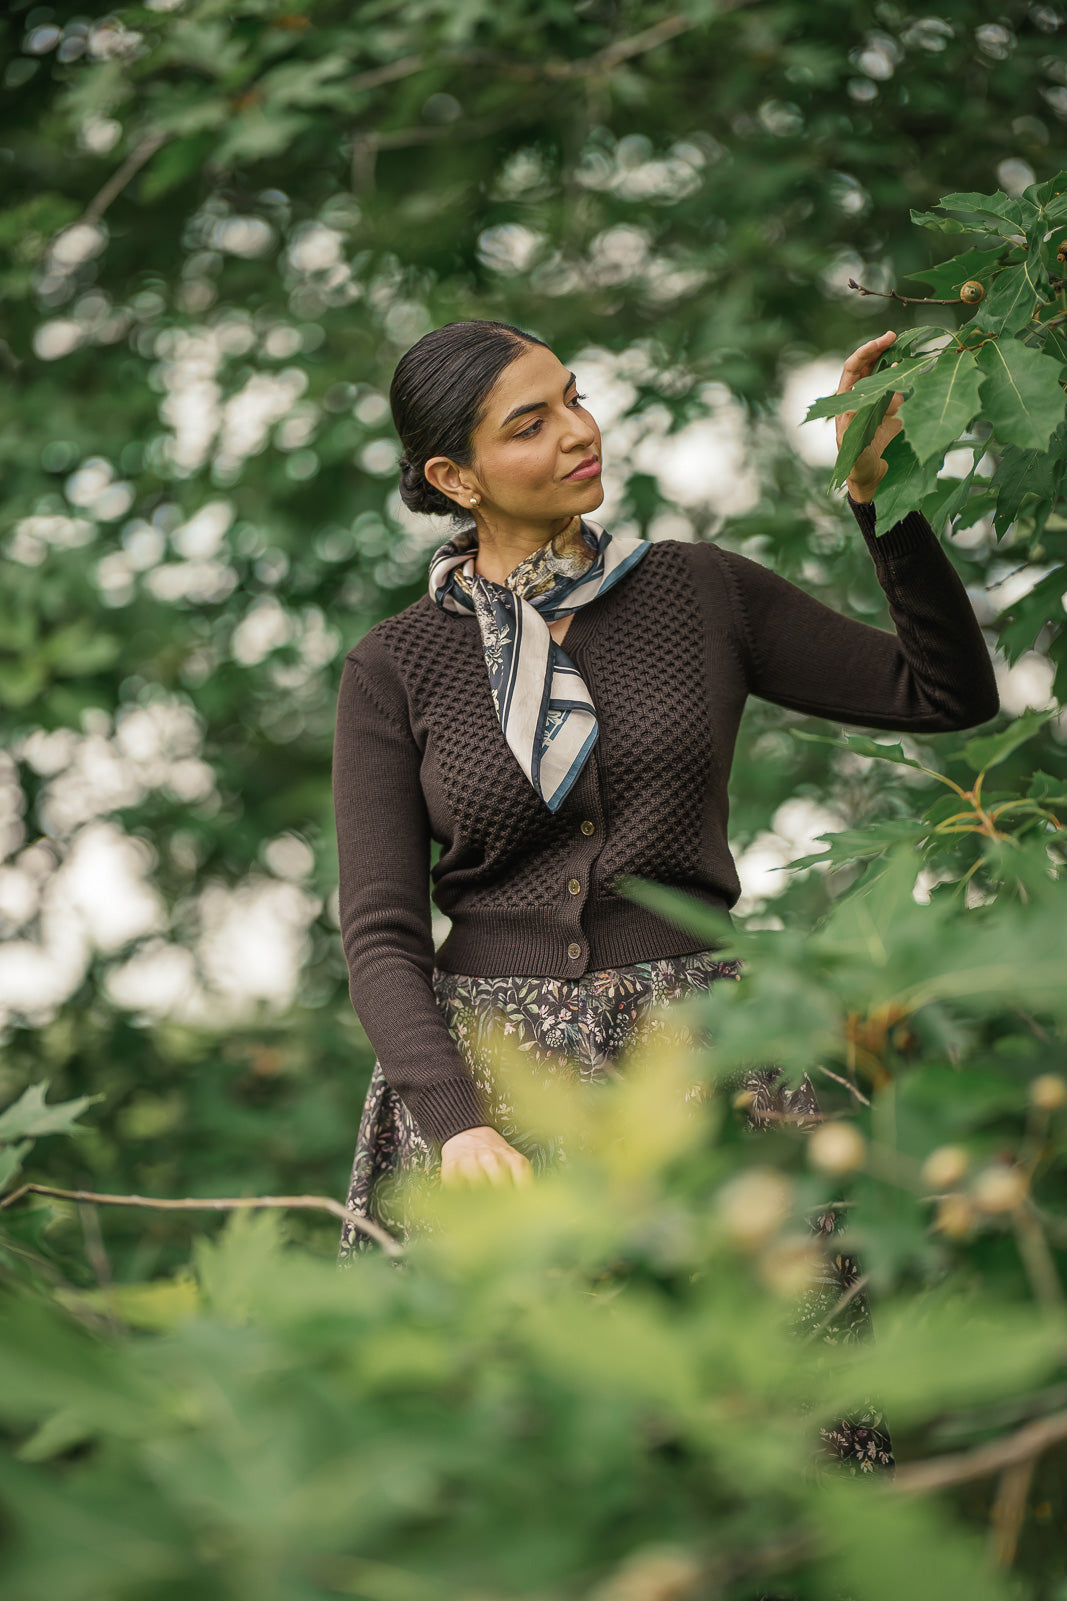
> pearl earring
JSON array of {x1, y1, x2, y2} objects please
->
[{"x1": 469, "y1": 496, "x2": 479, "y2": 506}]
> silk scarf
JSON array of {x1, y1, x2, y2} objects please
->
[{"x1": 429, "y1": 515, "x2": 651, "y2": 813}]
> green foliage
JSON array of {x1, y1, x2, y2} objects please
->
[{"x1": 2, "y1": 3, "x2": 1067, "y2": 1595}]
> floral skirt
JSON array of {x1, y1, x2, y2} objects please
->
[{"x1": 338, "y1": 947, "x2": 894, "y2": 1477}]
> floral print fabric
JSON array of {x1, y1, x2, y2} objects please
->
[{"x1": 338, "y1": 947, "x2": 894, "y2": 1478}]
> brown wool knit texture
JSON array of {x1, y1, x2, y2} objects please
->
[{"x1": 332, "y1": 494, "x2": 999, "y2": 1148}]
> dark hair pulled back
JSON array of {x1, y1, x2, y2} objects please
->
[{"x1": 390, "y1": 319, "x2": 548, "y2": 520}]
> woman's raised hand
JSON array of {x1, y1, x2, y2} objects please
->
[
  {"x1": 835, "y1": 329, "x2": 904, "y2": 502},
  {"x1": 440, "y1": 1124, "x2": 534, "y2": 1188}
]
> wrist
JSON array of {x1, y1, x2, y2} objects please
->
[{"x1": 441, "y1": 1123, "x2": 496, "y2": 1152}]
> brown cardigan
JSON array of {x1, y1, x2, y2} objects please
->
[{"x1": 332, "y1": 495, "x2": 999, "y2": 1146}]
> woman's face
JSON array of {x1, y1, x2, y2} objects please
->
[{"x1": 423, "y1": 342, "x2": 604, "y2": 526}]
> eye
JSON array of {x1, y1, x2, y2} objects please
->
[{"x1": 515, "y1": 392, "x2": 589, "y2": 439}]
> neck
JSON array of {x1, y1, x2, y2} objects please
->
[{"x1": 471, "y1": 512, "x2": 581, "y2": 586}]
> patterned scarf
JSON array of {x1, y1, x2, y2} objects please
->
[{"x1": 429, "y1": 515, "x2": 651, "y2": 812}]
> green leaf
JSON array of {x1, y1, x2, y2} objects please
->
[
  {"x1": 869, "y1": 432, "x2": 944, "y2": 526},
  {"x1": 918, "y1": 452, "x2": 981, "y2": 535},
  {"x1": 886, "y1": 323, "x2": 953, "y2": 355},
  {"x1": 0, "y1": 659, "x2": 47, "y2": 708},
  {"x1": 804, "y1": 354, "x2": 935, "y2": 422},
  {"x1": 896, "y1": 348, "x2": 983, "y2": 465},
  {"x1": 1028, "y1": 770, "x2": 1067, "y2": 806},
  {"x1": 0, "y1": 1140, "x2": 32, "y2": 1192},
  {"x1": 905, "y1": 246, "x2": 1003, "y2": 299},
  {"x1": 0, "y1": 1082, "x2": 99, "y2": 1143},
  {"x1": 989, "y1": 424, "x2": 1067, "y2": 537},
  {"x1": 1023, "y1": 169, "x2": 1067, "y2": 209},
  {"x1": 139, "y1": 133, "x2": 222, "y2": 202},
  {"x1": 787, "y1": 819, "x2": 930, "y2": 871},
  {"x1": 937, "y1": 189, "x2": 1038, "y2": 235},
  {"x1": 1033, "y1": 321, "x2": 1067, "y2": 375},
  {"x1": 975, "y1": 337, "x2": 1067, "y2": 451},
  {"x1": 908, "y1": 210, "x2": 971, "y2": 235},
  {"x1": 960, "y1": 707, "x2": 1059, "y2": 774},
  {"x1": 790, "y1": 728, "x2": 927, "y2": 768},
  {"x1": 973, "y1": 262, "x2": 1051, "y2": 337},
  {"x1": 209, "y1": 109, "x2": 313, "y2": 167},
  {"x1": 994, "y1": 568, "x2": 1067, "y2": 664},
  {"x1": 832, "y1": 392, "x2": 893, "y2": 488}
]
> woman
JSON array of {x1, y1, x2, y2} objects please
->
[{"x1": 332, "y1": 319, "x2": 999, "y2": 1471}]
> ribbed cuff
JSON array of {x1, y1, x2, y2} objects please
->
[
  {"x1": 404, "y1": 1074, "x2": 493, "y2": 1148},
  {"x1": 847, "y1": 492, "x2": 936, "y2": 561}
]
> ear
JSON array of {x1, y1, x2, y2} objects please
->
[{"x1": 423, "y1": 455, "x2": 477, "y2": 508}]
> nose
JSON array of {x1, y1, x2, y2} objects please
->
[{"x1": 563, "y1": 407, "x2": 597, "y2": 450}]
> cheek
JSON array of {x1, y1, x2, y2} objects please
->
[{"x1": 487, "y1": 442, "x2": 556, "y2": 494}]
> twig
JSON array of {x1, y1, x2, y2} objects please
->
[
  {"x1": 891, "y1": 1409, "x2": 1067, "y2": 1494},
  {"x1": 344, "y1": 13, "x2": 705, "y2": 94},
  {"x1": 1013, "y1": 1008, "x2": 1051, "y2": 1043},
  {"x1": 83, "y1": 128, "x2": 170, "y2": 225},
  {"x1": 1, "y1": 1183, "x2": 403, "y2": 1258},
  {"x1": 78, "y1": 1201, "x2": 125, "y2": 1336},
  {"x1": 989, "y1": 1456, "x2": 1034, "y2": 1568},
  {"x1": 848, "y1": 276, "x2": 964, "y2": 306},
  {"x1": 1013, "y1": 1202, "x2": 1065, "y2": 1310},
  {"x1": 814, "y1": 1063, "x2": 872, "y2": 1106},
  {"x1": 373, "y1": 113, "x2": 516, "y2": 151}
]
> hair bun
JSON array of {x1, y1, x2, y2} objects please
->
[{"x1": 397, "y1": 453, "x2": 460, "y2": 518}]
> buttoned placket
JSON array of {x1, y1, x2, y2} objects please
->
[{"x1": 557, "y1": 621, "x2": 606, "y2": 976}]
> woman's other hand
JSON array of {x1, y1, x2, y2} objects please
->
[
  {"x1": 440, "y1": 1124, "x2": 534, "y2": 1188},
  {"x1": 835, "y1": 329, "x2": 904, "y2": 503}
]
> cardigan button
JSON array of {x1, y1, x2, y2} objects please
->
[
  {"x1": 567, "y1": 942, "x2": 582, "y2": 960},
  {"x1": 580, "y1": 819, "x2": 595, "y2": 835},
  {"x1": 567, "y1": 878, "x2": 581, "y2": 895}
]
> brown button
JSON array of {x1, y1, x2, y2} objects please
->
[
  {"x1": 567, "y1": 942, "x2": 582, "y2": 959},
  {"x1": 580, "y1": 820, "x2": 595, "y2": 836},
  {"x1": 567, "y1": 878, "x2": 581, "y2": 895}
]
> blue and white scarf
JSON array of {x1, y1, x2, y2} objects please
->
[{"x1": 429, "y1": 516, "x2": 651, "y2": 812}]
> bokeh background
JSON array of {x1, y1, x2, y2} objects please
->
[{"x1": 1, "y1": 0, "x2": 1064, "y2": 1273}]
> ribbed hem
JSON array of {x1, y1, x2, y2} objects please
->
[
  {"x1": 404, "y1": 1075, "x2": 492, "y2": 1148},
  {"x1": 434, "y1": 894, "x2": 734, "y2": 979},
  {"x1": 847, "y1": 492, "x2": 936, "y2": 561}
]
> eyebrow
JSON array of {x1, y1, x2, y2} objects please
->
[{"x1": 499, "y1": 371, "x2": 577, "y2": 429}]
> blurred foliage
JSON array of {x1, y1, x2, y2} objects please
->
[
  {"x1": 2, "y1": 849, "x2": 1067, "y2": 1600},
  {"x1": 1, "y1": 0, "x2": 1067, "y2": 1593}
]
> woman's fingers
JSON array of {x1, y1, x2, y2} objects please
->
[
  {"x1": 836, "y1": 329, "x2": 897, "y2": 395},
  {"x1": 442, "y1": 1149, "x2": 533, "y2": 1188}
]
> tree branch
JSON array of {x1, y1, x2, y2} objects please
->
[
  {"x1": 814, "y1": 1062, "x2": 872, "y2": 1106},
  {"x1": 346, "y1": 5, "x2": 762, "y2": 99},
  {"x1": 83, "y1": 128, "x2": 170, "y2": 225},
  {"x1": 0, "y1": 1182, "x2": 403, "y2": 1258},
  {"x1": 891, "y1": 1409, "x2": 1067, "y2": 1493}
]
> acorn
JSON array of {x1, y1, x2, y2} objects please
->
[{"x1": 959, "y1": 280, "x2": 985, "y2": 304}]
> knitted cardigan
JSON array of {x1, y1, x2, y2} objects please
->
[{"x1": 332, "y1": 494, "x2": 999, "y2": 1146}]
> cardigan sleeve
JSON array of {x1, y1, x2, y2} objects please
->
[
  {"x1": 332, "y1": 641, "x2": 493, "y2": 1147},
  {"x1": 707, "y1": 494, "x2": 1000, "y2": 732}
]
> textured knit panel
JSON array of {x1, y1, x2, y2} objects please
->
[
  {"x1": 590, "y1": 542, "x2": 712, "y2": 894},
  {"x1": 366, "y1": 597, "x2": 579, "y2": 907}
]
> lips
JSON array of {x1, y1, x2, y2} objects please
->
[{"x1": 563, "y1": 456, "x2": 601, "y2": 480}]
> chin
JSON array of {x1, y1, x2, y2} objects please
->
[{"x1": 570, "y1": 482, "x2": 606, "y2": 514}]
